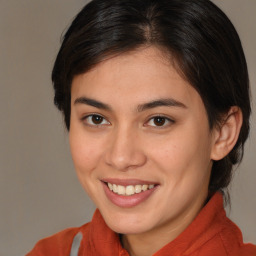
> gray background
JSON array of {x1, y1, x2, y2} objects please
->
[{"x1": 0, "y1": 1, "x2": 255, "y2": 256}]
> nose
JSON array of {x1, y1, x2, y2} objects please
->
[{"x1": 104, "y1": 126, "x2": 147, "y2": 171}]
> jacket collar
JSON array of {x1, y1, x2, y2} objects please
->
[{"x1": 88, "y1": 192, "x2": 225, "y2": 256}]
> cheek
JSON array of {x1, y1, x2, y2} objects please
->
[
  {"x1": 69, "y1": 130, "x2": 106, "y2": 202},
  {"x1": 69, "y1": 130, "x2": 103, "y2": 175},
  {"x1": 146, "y1": 126, "x2": 212, "y2": 181}
]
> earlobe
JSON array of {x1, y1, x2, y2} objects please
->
[{"x1": 211, "y1": 106, "x2": 243, "y2": 161}]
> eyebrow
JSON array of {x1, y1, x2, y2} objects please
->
[
  {"x1": 74, "y1": 96, "x2": 187, "y2": 112},
  {"x1": 74, "y1": 97, "x2": 112, "y2": 111},
  {"x1": 137, "y1": 98, "x2": 187, "y2": 112}
]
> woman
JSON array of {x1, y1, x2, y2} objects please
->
[{"x1": 27, "y1": 0, "x2": 256, "y2": 255}]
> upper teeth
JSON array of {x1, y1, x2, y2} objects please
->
[{"x1": 107, "y1": 183, "x2": 155, "y2": 196}]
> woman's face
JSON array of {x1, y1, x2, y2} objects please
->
[{"x1": 69, "y1": 47, "x2": 216, "y2": 235}]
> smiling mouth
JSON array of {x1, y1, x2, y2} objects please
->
[{"x1": 106, "y1": 182, "x2": 156, "y2": 196}]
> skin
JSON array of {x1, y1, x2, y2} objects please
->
[{"x1": 69, "y1": 47, "x2": 241, "y2": 256}]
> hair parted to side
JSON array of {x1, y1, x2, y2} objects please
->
[{"x1": 52, "y1": 0, "x2": 251, "y2": 195}]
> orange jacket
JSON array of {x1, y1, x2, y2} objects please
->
[{"x1": 27, "y1": 193, "x2": 256, "y2": 256}]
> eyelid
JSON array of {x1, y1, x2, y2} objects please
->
[
  {"x1": 145, "y1": 115, "x2": 175, "y2": 128},
  {"x1": 81, "y1": 113, "x2": 111, "y2": 126}
]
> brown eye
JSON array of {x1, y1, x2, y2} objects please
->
[
  {"x1": 146, "y1": 116, "x2": 173, "y2": 128},
  {"x1": 84, "y1": 114, "x2": 110, "y2": 126},
  {"x1": 91, "y1": 115, "x2": 103, "y2": 124},
  {"x1": 153, "y1": 117, "x2": 166, "y2": 126}
]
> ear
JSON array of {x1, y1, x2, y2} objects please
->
[{"x1": 211, "y1": 106, "x2": 243, "y2": 161}]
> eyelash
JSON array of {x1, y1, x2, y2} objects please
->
[
  {"x1": 81, "y1": 114, "x2": 174, "y2": 128},
  {"x1": 145, "y1": 115, "x2": 174, "y2": 128},
  {"x1": 81, "y1": 114, "x2": 110, "y2": 127}
]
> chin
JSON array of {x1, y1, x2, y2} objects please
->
[
  {"x1": 108, "y1": 220, "x2": 151, "y2": 235},
  {"x1": 100, "y1": 208, "x2": 155, "y2": 235}
]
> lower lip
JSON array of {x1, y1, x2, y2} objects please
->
[{"x1": 102, "y1": 182, "x2": 158, "y2": 208}]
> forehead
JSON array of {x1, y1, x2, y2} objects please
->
[{"x1": 71, "y1": 47, "x2": 203, "y2": 110}]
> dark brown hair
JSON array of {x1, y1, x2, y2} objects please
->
[{"x1": 52, "y1": 0, "x2": 251, "y2": 194}]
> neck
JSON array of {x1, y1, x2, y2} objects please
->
[
  {"x1": 121, "y1": 227, "x2": 179, "y2": 256},
  {"x1": 121, "y1": 192, "x2": 208, "y2": 256}
]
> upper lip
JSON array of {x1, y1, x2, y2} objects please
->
[{"x1": 101, "y1": 178, "x2": 159, "y2": 186}]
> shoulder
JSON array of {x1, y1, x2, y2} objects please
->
[
  {"x1": 197, "y1": 216, "x2": 256, "y2": 256},
  {"x1": 184, "y1": 193, "x2": 256, "y2": 256},
  {"x1": 219, "y1": 217, "x2": 256, "y2": 256},
  {"x1": 26, "y1": 222, "x2": 91, "y2": 256}
]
